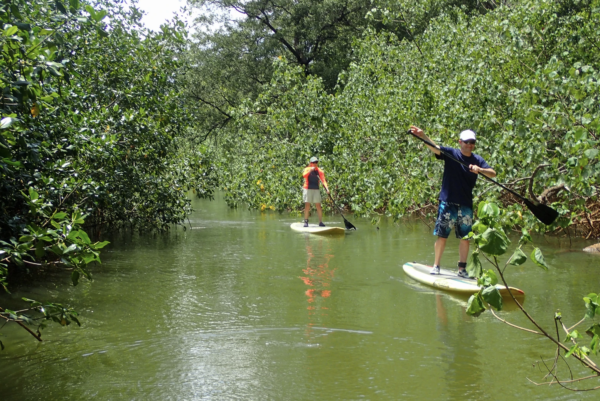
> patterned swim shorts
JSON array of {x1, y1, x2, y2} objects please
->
[{"x1": 433, "y1": 201, "x2": 473, "y2": 239}]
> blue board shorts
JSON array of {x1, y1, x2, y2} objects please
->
[{"x1": 433, "y1": 201, "x2": 473, "y2": 239}]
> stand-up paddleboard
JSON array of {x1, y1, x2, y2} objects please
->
[
  {"x1": 290, "y1": 222, "x2": 346, "y2": 235},
  {"x1": 403, "y1": 262, "x2": 525, "y2": 300}
]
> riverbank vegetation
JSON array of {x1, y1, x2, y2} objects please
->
[
  {"x1": 194, "y1": 0, "x2": 599, "y2": 239},
  {"x1": 0, "y1": 0, "x2": 216, "y2": 346}
]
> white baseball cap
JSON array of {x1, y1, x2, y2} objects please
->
[{"x1": 459, "y1": 130, "x2": 476, "y2": 141}]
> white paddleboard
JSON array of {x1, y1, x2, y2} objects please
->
[
  {"x1": 290, "y1": 222, "x2": 346, "y2": 235},
  {"x1": 402, "y1": 262, "x2": 525, "y2": 299}
]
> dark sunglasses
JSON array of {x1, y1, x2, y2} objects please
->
[{"x1": 462, "y1": 140, "x2": 476, "y2": 145}]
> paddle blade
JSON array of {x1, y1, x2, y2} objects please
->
[
  {"x1": 343, "y1": 217, "x2": 357, "y2": 230},
  {"x1": 523, "y1": 199, "x2": 559, "y2": 225}
]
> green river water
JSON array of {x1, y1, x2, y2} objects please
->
[{"x1": 1, "y1": 194, "x2": 599, "y2": 400}]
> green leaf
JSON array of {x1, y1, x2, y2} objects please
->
[
  {"x1": 71, "y1": 270, "x2": 80, "y2": 286},
  {"x1": 478, "y1": 202, "x2": 500, "y2": 219},
  {"x1": 530, "y1": 248, "x2": 548, "y2": 271},
  {"x1": 10, "y1": 5, "x2": 24, "y2": 20},
  {"x1": 77, "y1": 230, "x2": 91, "y2": 244},
  {"x1": 586, "y1": 323, "x2": 600, "y2": 338},
  {"x1": 69, "y1": 0, "x2": 80, "y2": 11},
  {"x1": 466, "y1": 293, "x2": 486, "y2": 317},
  {"x1": 92, "y1": 241, "x2": 110, "y2": 249},
  {"x1": 519, "y1": 228, "x2": 532, "y2": 245},
  {"x1": 566, "y1": 329, "x2": 581, "y2": 342},
  {"x1": 584, "y1": 149, "x2": 599, "y2": 159},
  {"x1": 584, "y1": 294, "x2": 598, "y2": 319},
  {"x1": 52, "y1": 212, "x2": 67, "y2": 220},
  {"x1": 479, "y1": 228, "x2": 510, "y2": 256},
  {"x1": 94, "y1": 10, "x2": 108, "y2": 22},
  {"x1": 3, "y1": 26, "x2": 18, "y2": 36},
  {"x1": 55, "y1": 0, "x2": 68, "y2": 14},
  {"x1": 480, "y1": 269, "x2": 498, "y2": 286},
  {"x1": 590, "y1": 335, "x2": 599, "y2": 355},
  {"x1": 63, "y1": 244, "x2": 78, "y2": 254},
  {"x1": 69, "y1": 314, "x2": 81, "y2": 326},
  {"x1": 28, "y1": 187, "x2": 39, "y2": 201},
  {"x1": 565, "y1": 344, "x2": 579, "y2": 358},
  {"x1": 466, "y1": 251, "x2": 483, "y2": 278},
  {"x1": 471, "y1": 220, "x2": 487, "y2": 233},
  {"x1": 15, "y1": 23, "x2": 31, "y2": 31},
  {"x1": 85, "y1": 5, "x2": 95, "y2": 17},
  {"x1": 482, "y1": 286, "x2": 503, "y2": 311},
  {"x1": 35, "y1": 243, "x2": 45, "y2": 258},
  {"x1": 82, "y1": 253, "x2": 97, "y2": 264},
  {"x1": 509, "y1": 248, "x2": 527, "y2": 266}
]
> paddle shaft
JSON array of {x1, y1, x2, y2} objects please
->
[
  {"x1": 408, "y1": 131, "x2": 539, "y2": 206},
  {"x1": 316, "y1": 174, "x2": 356, "y2": 229}
]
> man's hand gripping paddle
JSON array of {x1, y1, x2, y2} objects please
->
[{"x1": 407, "y1": 130, "x2": 559, "y2": 225}]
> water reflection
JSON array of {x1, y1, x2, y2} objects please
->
[
  {"x1": 299, "y1": 234, "x2": 338, "y2": 341},
  {"x1": 435, "y1": 293, "x2": 483, "y2": 398}
]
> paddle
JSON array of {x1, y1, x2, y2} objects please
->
[
  {"x1": 317, "y1": 176, "x2": 357, "y2": 230},
  {"x1": 407, "y1": 130, "x2": 559, "y2": 225}
]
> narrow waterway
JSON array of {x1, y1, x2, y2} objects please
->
[{"x1": 1, "y1": 194, "x2": 598, "y2": 400}]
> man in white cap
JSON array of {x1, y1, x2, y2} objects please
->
[
  {"x1": 409, "y1": 126, "x2": 496, "y2": 278},
  {"x1": 302, "y1": 156, "x2": 329, "y2": 227}
]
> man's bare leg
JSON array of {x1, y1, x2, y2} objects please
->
[
  {"x1": 315, "y1": 203, "x2": 323, "y2": 223},
  {"x1": 434, "y1": 237, "x2": 447, "y2": 267},
  {"x1": 304, "y1": 203, "x2": 311, "y2": 221},
  {"x1": 459, "y1": 239, "x2": 470, "y2": 264}
]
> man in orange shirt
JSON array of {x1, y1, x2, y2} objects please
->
[{"x1": 302, "y1": 156, "x2": 329, "y2": 227}]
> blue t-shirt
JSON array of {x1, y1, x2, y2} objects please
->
[{"x1": 435, "y1": 146, "x2": 491, "y2": 208}]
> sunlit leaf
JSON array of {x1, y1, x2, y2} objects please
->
[
  {"x1": 479, "y1": 228, "x2": 510, "y2": 256},
  {"x1": 467, "y1": 251, "x2": 483, "y2": 278},
  {"x1": 482, "y1": 286, "x2": 503, "y2": 311},
  {"x1": 509, "y1": 248, "x2": 527, "y2": 266},
  {"x1": 530, "y1": 248, "x2": 548, "y2": 271},
  {"x1": 584, "y1": 293, "x2": 598, "y2": 319},
  {"x1": 466, "y1": 293, "x2": 486, "y2": 317}
]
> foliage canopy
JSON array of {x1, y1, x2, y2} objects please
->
[{"x1": 214, "y1": 0, "x2": 600, "y2": 237}]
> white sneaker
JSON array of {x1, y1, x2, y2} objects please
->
[{"x1": 430, "y1": 265, "x2": 440, "y2": 275}]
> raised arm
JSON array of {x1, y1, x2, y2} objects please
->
[{"x1": 409, "y1": 125, "x2": 441, "y2": 155}]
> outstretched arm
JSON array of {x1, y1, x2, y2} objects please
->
[{"x1": 409, "y1": 125, "x2": 441, "y2": 155}]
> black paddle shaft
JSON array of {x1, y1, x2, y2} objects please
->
[{"x1": 407, "y1": 130, "x2": 559, "y2": 225}]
